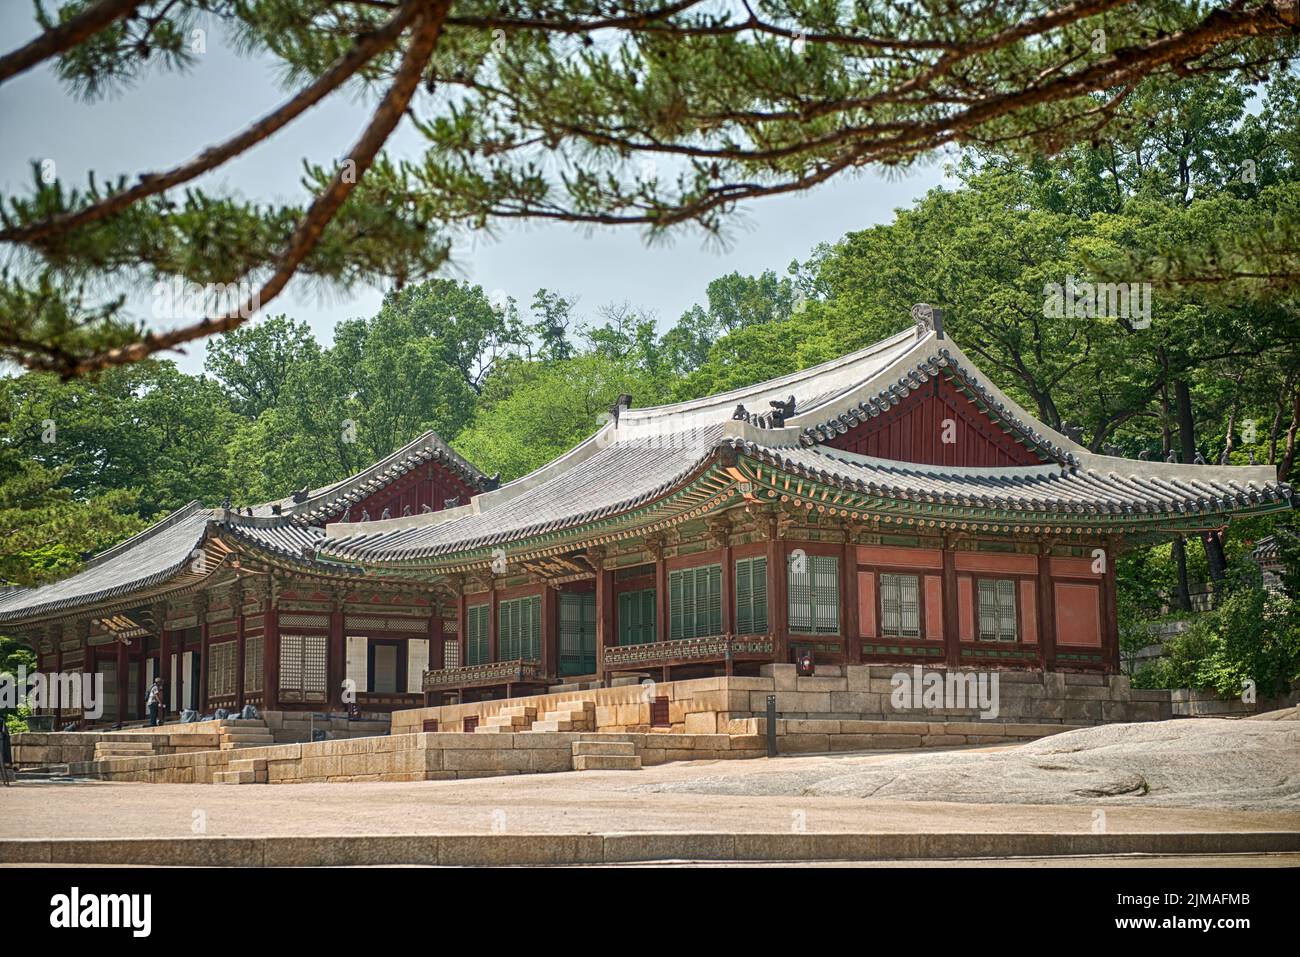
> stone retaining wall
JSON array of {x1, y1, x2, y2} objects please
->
[
  {"x1": 10, "y1": 732, "x2": 222, "y2": 766},
  {"x1": 394, "y1": 664, "x2": 1172, "y2": 737},
  {"x1": 43, "y1": 716, "x2": 1081, "y2": 785},
  {"x1": 1169, "y1": 687, "x2": 1300, "y2": 717}
]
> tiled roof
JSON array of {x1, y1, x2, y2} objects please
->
[
  {"x1": 319, "y1": 324, "x2": 1291, "y2": 565},
  {"x1": 0, "y1": 503, "x2": 214, "y2": 623},
  {"x1": 250, "y1": 430, "x2": 493, "y2": 523},
  {"x1": 732, "y1": 441, "x2": 1291, "y2": 518},
  {"x1": 319, "y1": 426, "x2": 726, "y2": 562}
]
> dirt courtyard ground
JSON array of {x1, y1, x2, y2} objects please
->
[{"x1": 4, "y1": 746, "x2": 1298, "y2": 842}]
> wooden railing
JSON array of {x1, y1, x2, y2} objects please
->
[
  {"x1": 604, "y1": 634, "x2": 774, "y2": 669},
  {"x1": 423, "y1": 658, "x2": 545, "y2": 691}
]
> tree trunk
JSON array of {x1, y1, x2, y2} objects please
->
[{"x1": 1174, "y1": 379, "x2": 1226, "y2": 583}]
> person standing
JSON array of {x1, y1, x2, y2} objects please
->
[{"x1": 147, "y1": 677, "x2": 164, "y2": 727}]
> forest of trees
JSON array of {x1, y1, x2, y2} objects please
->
[{"x1": 3, "y1": 73, "x2": 1299, "y2": 695}]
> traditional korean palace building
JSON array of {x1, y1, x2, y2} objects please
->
[{"x1": 2, "y1": 317, "x2": 1291, "y2": 724}]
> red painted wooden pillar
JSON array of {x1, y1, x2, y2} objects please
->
[
  {"x1": 429, "y1": 599, "x2": 444, "y2": 671},
  {"x1": 541, "y1": 586, "x2": 557, "y2": 678},
  {"x1": 175, "y1": 626, "x2": 186, "y2": 713},
  {"x1": 595, "y1": 566, "x2": 614, "y2": 683},
  {"x1": 157, "y1": 622, "x2": 171, "y2": 713},
  {"x1": 235, "y1": 607, "x2": 246, "y2": 709},
  {"x1": 263, "y1": 602, "x2": 280, "y2": 712},
  {"x1": 1102, "y1": 539, "x2": 1120, "y2": 674},
  {"x1": 655, "y1": 555, "x2": 668, "y2": 643},
  {"x1": 54, "y1": 643, "x2": 63, "y2": 723},
  {"x1": 198, "y1": 613, "x2": 210, "y2": 714},
  {"x1": 841, "y1": 535, "x2": 860, "y2": 664},
  {"x1": 767, "y1": 528, "x2": 787, "y2": 663},
  {"x1": 942, "y1": 539, "x2": 961, "y2": 669},
  {"x1": 1037, "y1": 544, "x2": 1056, "y2": 673},
  {"x1": 83, "y1": 639, "x2": 94, "y2": 725},
  {"x1": 456, "y1": 587, "x2": 467, "y2": 667},
  {"x1": 116, "y1": 639, "x2": 128, "y2": 724},
  {"x1": 329, "y1": 600, "x2": 345, "y2": 708},
  {"x1": 488, "y1": 584, "x2": 499, "y2": 662}
]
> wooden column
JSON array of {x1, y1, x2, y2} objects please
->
[
  {"x1": 647, "y1": 534, "x2": 668, "y2": 642},
  {"x1": 488, "y1": 579, "x2": 500, "y2": 663},
  {"x1": 429, "y1": 596, "x2": 445, "y2": 671},
  {"x1": 116, "y1": 638, "x2": 128, "y2": 724},
  {"x1": 1102, "y1": 536, "x2": 1121, "y2": 675},
  {"x1": 941, "y1": 534, "x2": 961, "y2": 669},
  {"x1": 1037, "y1": 540, "x2": 1057, "y2": 673},
  {"x1": 263, "y1": 579, "x2": 280, "y2": 711},
  {"x1": 155, "y1": 603, "x2": 171, "y2": 714},
  {"x1": 329, "y1": 594, "x2": 346, "y2": 708},
  {"x1": 197, "y1": 596, "x2": 210, "y2": 714},
  {"x1": 541, "y1": 585, "x2": 557, "y2": 678},
  {"x1": 234, "y1": 586, "x2": 247, "y2": 709},
  {"x1": 591, "y1": 547, "x2": 613, "y2": 683},
  {"x1": 765, "y1": 512, "x2": 787, "y2": 663},
  {"x1": 711, "y1": 518, "x2": 735, "y2": 636},
  {"x1": 841, "y1": 525, "x2": 861, "y2": 664},
  {"x1": 53, "y1": 637, "x2": 64, "y2": 724},
  {"x1": 135, "y1": 639, "x2": 146, "y2": 720},
  {"x1": 175, "y1": 623, "x2": 186, "y2": 714},
  {"x1": 456, "y1": 581, "x2": 467, "y2": 667}
]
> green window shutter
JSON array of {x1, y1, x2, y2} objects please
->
[
  {"x1": 497, "y1": 596, "x2": 541, "y2": 659},
  {"x1": 669, "y1": 571, "x2": 684, "y2": 640},
  {"x1": 735, "y1": 556, "x2": 769, "y2": 634},
  {"x1": 466, "y1": 604, "x2": 489, "y2": 665},
  {"x1": 523, "y1": 595, "x2": 540, "y2": 659},
  {"x1": 812, "y1": 555, "x2": 839, "y2": 634},
  {"x1": 668, "y1": 566, "x2": 721, "y2": 639},
  {"x1": 641, "y1": 588, "x2": 657, "y2": 643},
  {"x1": 618, "y1": 588, "x2": 657, "y2": 645},
  {"x1": 977, "y1": 579, "x2": 1017, "y2": 642},
  {"x1": 619, "y1": 592, "x2": 634, "y2": 645},
  {"x1": 880, "y1": 574, "x2": 920, "y2": 638},
  {"x1": 789, "y1": 554, "x2": 839, "y2": 634},
  {"x1": 788, "y1": 553, "x2": 812, "y2": 632}
]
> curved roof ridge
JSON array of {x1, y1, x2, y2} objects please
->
[{"x1": 69, "y1": 501, "x2": 208, "y2": 573}]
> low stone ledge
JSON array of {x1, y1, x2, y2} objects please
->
[{"x1": 4, "y1": 831, "x2": 1295, "y2": 866}]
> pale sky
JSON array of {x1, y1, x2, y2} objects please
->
[{"x1": 0, "y1": 8, "x2": 952, "y2": 373}]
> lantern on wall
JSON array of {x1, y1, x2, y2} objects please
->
[{"x1": 796, "y1": 651, "x2": 815, "y2": 677}]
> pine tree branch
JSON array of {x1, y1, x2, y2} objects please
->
[
  {"x1": 0, "y1": 0, "x2": 422, "y2": 246},
  {"x1": 62, "y1": 0, "x2": 452, "y2": 377},
  {"x1": 0, "y1": 0, "x2": 148, "y2": 85}
]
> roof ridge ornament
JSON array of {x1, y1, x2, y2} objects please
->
[{"x1": 911, "y1": 303, "x2": 944, "y2": 339}]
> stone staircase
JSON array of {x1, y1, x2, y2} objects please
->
[
  {"x1": 213, "y1": 758, "x2": 267, "y2": 785},
  {"x1": 92, "y1": 740, "x2": 157, "y2": 762},
  {"x1": 530, "y1": 701, "x2": 596, "y2": 732},
  {"x1": 571, "y1": 740, "x2": 640, "y2": 771},
  {"x1": 218, "y1": 718, "x2": 276, "y2": 750},
  {"x1": 474, "y1": 705, "x2": 537, "y2": 733}
]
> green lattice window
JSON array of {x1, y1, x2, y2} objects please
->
[
  {"x1": 559, "y1": 592, "x2": 596, "y2": 676},
  {"x1": 498, "y1": 595, "x2": 541, "y2": 661},
  {"x1": 977, "y1": 579, "x2": 1018, "y2": 642},
  {"x1": 465, "y1": 603, "x2": 490, "y2": 664},
  {"x1": 618, "y1": 588, "x2": 656, "y2": 645},
  {"x1": 788, "y1": 553, "x2": 839, "y2": 635},
  {"x1": 734, "y1": 556, "x2": 768, "y2": 634},
  {"x1": 880, "y1": 573, "x2": 921, "y2": 638},
  {"x1": 669, "y1": 564, "x2": 722, "y2": 640}
]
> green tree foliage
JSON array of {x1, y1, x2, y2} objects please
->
[{"x1": 2, "y1": 0, "x2": 1298, "y2": 375}]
